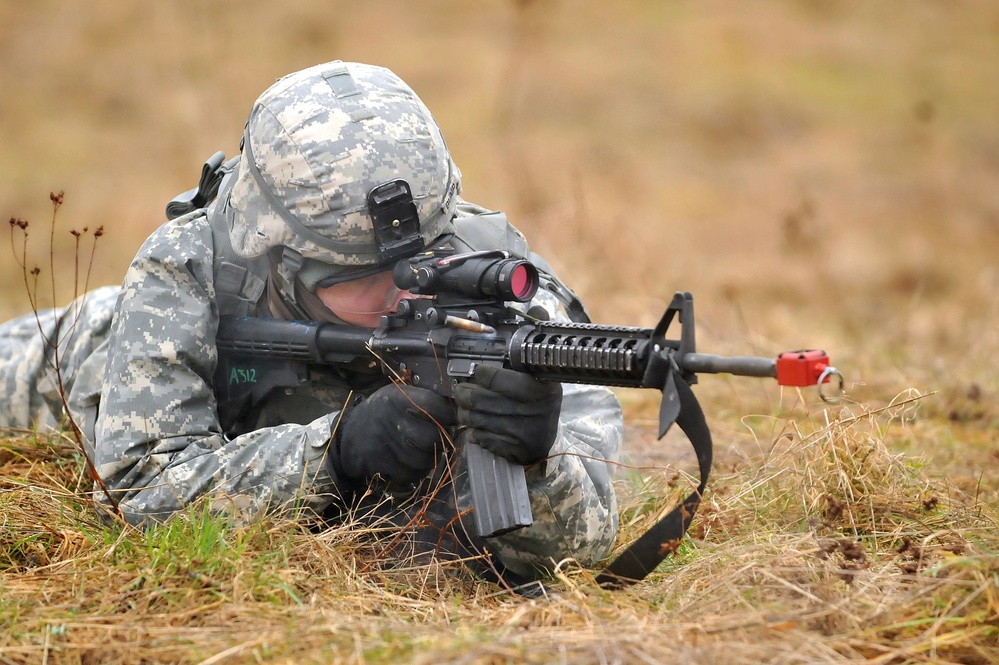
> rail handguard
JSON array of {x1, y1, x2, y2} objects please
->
[{"x1": 215, "y1": 250, "x2": 843, "y2": 586}]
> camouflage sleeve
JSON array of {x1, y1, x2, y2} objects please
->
[
  {"x1": 95, "y1": 213, "x2": 340, "y2": 526},
  {"x1": 469, "y1": 289, "x2": 624, "y2": 577},
  {"x1": 0, "y1": 285, "x2": 119, "y2": 435}
]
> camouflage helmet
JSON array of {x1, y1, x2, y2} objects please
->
[{"x1": 227, "y1": 61, "x2": 461, "y2": 270}]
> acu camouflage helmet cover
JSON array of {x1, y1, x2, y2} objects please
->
[{"x1": 227, "y1": 61, "x2": 462, "y2": 268}]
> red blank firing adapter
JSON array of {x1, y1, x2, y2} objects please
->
[{"x1": 775, "y1": 349, "x2": 832, "y2": 387}]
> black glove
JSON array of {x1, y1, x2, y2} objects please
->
[
  {"x1": 452, "y1": 365, "x2": 562, "y2": 465},
  {"x1": 335, "y1": 383, "x2": 457, "y2": 487}
]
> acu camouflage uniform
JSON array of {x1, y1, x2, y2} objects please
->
[{"x1": 0, "y1": 62, "x2": 623, "y2": 581}]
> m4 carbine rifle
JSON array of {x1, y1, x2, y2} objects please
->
[{"x1": 215, "y1": 249, "x2": 843, "y2": 585}]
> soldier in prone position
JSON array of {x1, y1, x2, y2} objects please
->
[{"x1": 0, "y1": 61, "x2": 623, "y2": 588}]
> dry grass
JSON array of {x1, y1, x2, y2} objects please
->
[
  {"x1": 3, "y1": 1, "x2": 999, "y2": 663},
  {"x1": 2, "y1": 403, "x2": 997, "y2": 664}
]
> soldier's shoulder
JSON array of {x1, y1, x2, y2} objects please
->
[{"x1": 135, "y1": 211, "x2": 214, "y2": 261}]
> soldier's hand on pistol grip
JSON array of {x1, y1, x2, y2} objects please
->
[
  {"x1": 334, "y1": 383, "x2": 456, "y2": 487},
  {"x1": 452, "y1": 365, "x2": 562, "y2": 466}
]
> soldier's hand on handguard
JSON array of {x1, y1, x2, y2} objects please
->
[
  {"x1": 335, "y1": 383, "x2": 457, "y2": 487},
  {"x1": 453, "y1": 365, "x2": 562, "y2": 466}
]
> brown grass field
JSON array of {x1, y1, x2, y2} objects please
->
[{"x1": 2, "y1": 1, "x2": 998, "y2": 663}]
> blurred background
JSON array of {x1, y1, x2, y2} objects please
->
[{"x1": 2, "y1": 1, "x2": 998, "y2": 449}]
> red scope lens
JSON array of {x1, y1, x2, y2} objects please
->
[
  {"x1": 503, "y1": 262, "x2": 538, "y2": 302},
  {"x1": 510, "y1": 264, "x2": 536, "y2": 301}
]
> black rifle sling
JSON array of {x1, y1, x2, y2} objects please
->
[{"x1": 595, "y1": 371, "x2": 713, "y2": 588}]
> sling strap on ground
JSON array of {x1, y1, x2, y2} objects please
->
[{"x1": 595, "y1": 367, "x2": 713, "y2": 588}]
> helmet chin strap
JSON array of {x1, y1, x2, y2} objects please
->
[
  {"x1": 265, "y1": 248, "x2": 358, "y2": 326},
  {"x1": 264, "y1": 247, "x2": 308, "y2": 319},
  {"x1": 294, "y1": 281, "x2": 353, "y2": 325}
]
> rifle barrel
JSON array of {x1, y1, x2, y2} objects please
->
[{"x1": 680, "y1": 353, "x2": 777, "y2": 378}]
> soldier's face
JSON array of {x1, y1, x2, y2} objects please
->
[{"x1": 315, "y1": 269, "x2": 410, "y2": 327}]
